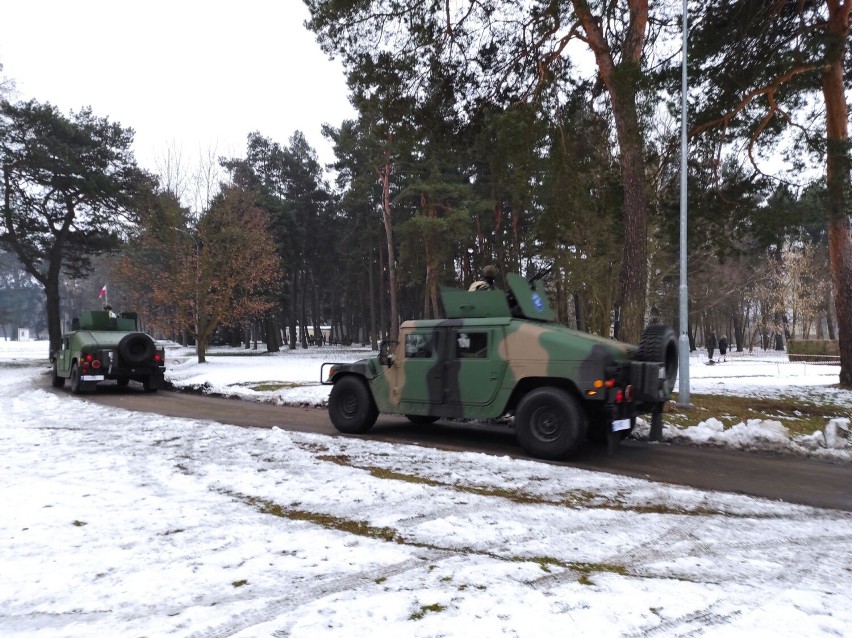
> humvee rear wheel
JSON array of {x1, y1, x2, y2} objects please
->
[
  {"x1": 405, "y1": 415, "x2": 439, "y2": 425},
  {"x1": 515, "y1": 388, "x2": 587, "y2": 459},
  {"x1": 69, "y1": 363, "x2": 83, "y2": 395},
  {"x1": 329, "y1": 376, "x2": 378, "y2": 434},
  {"x1": 51, "y1": 361, "x2": 65, "y2": 388}
]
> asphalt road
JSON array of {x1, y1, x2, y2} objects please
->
[{"x1": 47, "y1": 380, "x2": 852, "y2": 512}]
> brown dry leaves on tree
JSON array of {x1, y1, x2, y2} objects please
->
[{"x1": 116, "y1": 188, "x2": 281, "y2": 361}]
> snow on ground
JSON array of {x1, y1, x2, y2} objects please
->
[
  {"x1": 165, "y1": 341, "x2": 852, "y2": 461},
  {"x1": 1, "y1": 340, "x2": 852, "y2": 637}
]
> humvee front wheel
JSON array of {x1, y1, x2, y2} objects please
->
[
  {"x1": 515, "y1": 388, "x2": 587, "y2": 459},
  {"x1": 329, "y1": 376, "x2": 378, "y2": 434}
]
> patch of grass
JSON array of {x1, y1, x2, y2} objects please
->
[
  {"x1": 410, "y1": 603, "x2": 446, "y2": 621},
  {"x1": 368, "y1": 467, "x2": 444, "y2": 487},
  {"x1": 230, "y1": 491, "x2": 402, "y2": 543},
  {"x1": 72, "y1": 520, "x2": 87, "y2": 527},
  {"x1": 318, "y1": 457, "x2": 749, "y2": 517},
  {"x1": 230, "y1": 381, "x2": 302, "y2": 392},
  {"x1": 570, "y1": 561, "x2": 628, "y2": 579},
  {"x1": 232, "y1": 579, "x2": 248, "y2": 588},
  {"x1": 512, "y1": 556, "x2": 628, "y2": 581},
  {"x1": 667, "y1": 393, "x2": 847, "y2": 438},
  {"x1": 512, "y1": 555, "x2": 567, "y2": 572}
]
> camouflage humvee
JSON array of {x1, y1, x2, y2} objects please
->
[
  {"x1": 322, "y1": 272, "x2": 677, "y2": 460},
  {"x1": 51, "y1": 310, "x2": 165, "y2": 394}
]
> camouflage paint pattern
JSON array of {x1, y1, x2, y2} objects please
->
[{"x1": 325, "y1": 272, "x2": 660, "y2": 425}]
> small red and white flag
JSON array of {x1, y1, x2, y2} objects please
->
[{"x1": 98, "y1": 285, "x2": 107, "y2": 299}]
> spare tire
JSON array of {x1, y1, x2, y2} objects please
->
[
  {"x1": 118, "y1": 333, "x2": 157, "y2": 366},
  {"x1": 637, "y1": 325, "x2": 678, "y2": 396}
]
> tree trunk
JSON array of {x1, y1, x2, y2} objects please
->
[
  {"x1": 288, "y1": 270, "x2": 298, "y2": 350},
  {"x1": 822, "y1": 0, "x2": 852, "y2": 385},
  {"x1": 310, "y1": 270, "x2": 322, "y2": 346},
  {"x1": 572, "y1": 0, "x2": 649, "y2": 344},
  {"x1": 826, "y1": 281, "x2": 837, "y2": 340},
  {"x1": 377, "y1": 141, "x2": 400, "y2": 341},
  {"x1": 574, "y1": 292, "x2": 586, "y2": 333},
  {"x1": 300, "y1": 270, "x2": 309, "y2": 348},
  {"x1": 265, "y1": 316, "x2": 279, "y2": 352},
  {"x1": 369, "y1": 247, "x2": 378, "y2": 350},
  {"x1": 45, "y1": 275, "x2": 62, "y2": 357},
  {"x1": 196, "y1": 315, "x2": 208, "y2": 363},
  {"x1": 378, "y1": 239, "x2": 387, "y2": 341}
]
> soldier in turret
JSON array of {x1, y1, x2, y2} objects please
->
[{"x1": 469, "y1": 264, "x2": 498, "y2": 291}]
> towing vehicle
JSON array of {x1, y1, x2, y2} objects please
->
[
  {"x1": 322, "y1": 271, "x2": 677, "y2": 460},
  {"x1": 51, "y1": 309, "x2": 165, "y2": 394}
]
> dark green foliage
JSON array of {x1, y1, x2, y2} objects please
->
[{"x1": 0, "y1": 99, "x2": 154, "y2": 353}]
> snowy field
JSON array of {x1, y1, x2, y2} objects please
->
[{"x1": 1, "y1": 340, "x2": 851, "y2": 637}]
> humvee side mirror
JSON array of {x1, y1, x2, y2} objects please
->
[{"x1": 378, "y1": 340, "x2": 396, "y2": 366}]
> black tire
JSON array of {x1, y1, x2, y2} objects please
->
[
  {"x1": 69, "y1": 362, "x2": 83, "y2": 395},
  {"x1": 51, "y1": 360, "x2": 65, "y2": 388},
  {"x1": 142, "y1": 377, "x2": 159, "y2": 393},
  {"x1": 405, "y1": 415, "x2": 440, "y2": 425},
  {"x1": 118, "y1": 333, "x2": 156, "y2": 366},
  {"x1": 637, "y1": 324, "x2": 678, "y2": 397},
  {"x1": 515, "y1": 387, "x2": 587, "y2": 459},
  {"x1": 116, "y1": 377, "x2": 130, "y2": 387},
  {"x1": 328, "y1": 376, "x2": 378, "y2": 434}
]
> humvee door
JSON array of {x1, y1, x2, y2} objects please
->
[{"x1": 445, "y1": 327, "x2": 506, "y2": 406}]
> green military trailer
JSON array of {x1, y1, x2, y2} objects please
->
[
  {"x1": 51, "y1": 309, "x2": 165, "y2": 394},
  {"x1": 322, "y1": 272, "x2": 678, "y2": 460}
]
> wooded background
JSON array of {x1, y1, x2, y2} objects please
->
[{"x1": 2, "y1": 1, "x2": 851, "y2": 380}]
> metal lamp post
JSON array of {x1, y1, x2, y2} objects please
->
[{"x1": 677, "y1": 0, "x2": 691, "y2": 408}]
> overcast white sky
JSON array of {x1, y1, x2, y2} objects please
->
[{"x1": 0, "y1": 0, "x2": 356, "y2": 173}]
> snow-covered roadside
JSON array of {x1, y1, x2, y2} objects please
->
[
  {"x1": 1, "y1": 358, "x2": 851, "y2": 637},
  {"x1": 5, "y1": 339, "x2": 852, "y2": 462}
]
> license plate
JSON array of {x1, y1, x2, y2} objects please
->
[
  {"x1": 612, "y1": 418, "x2": 631, "y2": 432},
  {"x1": 81, "y1": 375, "x2": 104, "y2": 381}
]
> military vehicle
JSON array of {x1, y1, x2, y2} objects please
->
[
  {"x1": 322, "y1": 270, "x2": 678, "y2": 460},
  {"x1": 51, "y1": 309, "x2": 165, "y2": 394}
]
